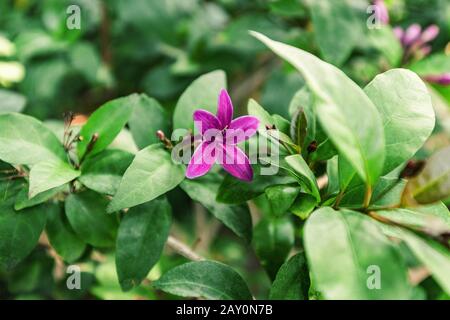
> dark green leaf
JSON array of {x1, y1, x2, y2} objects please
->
[
  {"x1": 128, "y1": 94, "x2": 170, "y2": 149},
  {"x1": 269, "y1": 252, "x2": 310, "y2": 300},
  {"x1": 46, "y1": 203, "x2": 86, "y2": 263},
  {"x1": 180, "y1": 174, "x2": 252, "y2": 242},
  {"x1": 153, "y1": 261, "x2": 252, "y2": 300},
  {"x1": 253, "y1": 217, "x2": 295, "y2": 280},
  {"x1": 65, "y1": 190, "x2": 118, "y2": 248},
  {"x1": 79, "y1": 149, "x2": 134, "y2": 195},
  {"x1": 15, "y1": 184, "x2": 67, "y2": 211},
  {"x1": 265, "y1": 184, "x2": 300, "y2": 217},
  {"x1": 0, "y1": 191, "x2": 47, "y2": 270},
  {"x1": 116, "y1": 198, "x2": 171, "y2": 291}
]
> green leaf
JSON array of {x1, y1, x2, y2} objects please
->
[
  {"x1": 285, "y1": 154, "x2": 320, "y2": 201},
  {"x1": 77, "y1": 94, "x2": 137, "y2": 159},
  {"x1": 248, "y1": 98, "x2": 275, "y2": 132},
  {"x1": 252, "y1": 32, "x2": 385, "y2": 186},
  {"x1": 180, "y1": 174, "x2": 252, "y2": 242},
  {"x1": 289, "y1": 193, "x2": 317, "y2": 220},
  {"x1": 46, "y1": 203, "x2": 86, "y2": 263},
  {"x1": 253, "y1": 217, "x2": 295, "y2": 280},
  {"x1": 28, "y1": 160, "x2": 80, "y2": 198},
  {"x1": 217, "y1": 170, "x2": 295, "y2": 204},
  {"x1": 79, "y1": 149, "x2": 134, "y2": 195},
  {"x1": 173, "y1": 70, "x2": 226, "y2": 131},
  {"x1": 366, "y1": 26, "x2": 402, "y2": 66},
  {"x1": 108, "y1": 144, "x2": 185, "y2": 212},
  {"x1": 0, "y1": 89, "x2": 26, "y2": 113},
  {"x1": 375, "y1": 203, "x2": 450, "y2": 236},
  {"x1": 409, "y1": 53, "x2": 450, "y2": 76},
  {"x1": 304, "y1": 207, "x2": 413, "y2": 299},
  {"x1": 116, "y1": 198, "x2": 172, "y2": 291},
  {"x1": 65, "y1": 190, "x2": 118, "y2": 248},
  {"x1": 0, "y1": 113, "x2": 65, "y2": 165},
  {"x1": 407, "y1": 146, "x2": 450, "y2": 204},
  {"x1": 269, "y1": 253, "x2": 310, "y2": 300},
  {"x1": 364, "y1": 69, "x2": 435, "y2": 174},
  {"x1": 0, "y1": 192, "x2": 47, "y2": 270},
  {"x1": 128, "y1": 94, "x2": 170, "y2": 149},
  {"x1": 265, "y1": 184, "x2": 300, "y2": 217},
  {"x1": 153, "y1": 261, "x2": 252, "y2": 300},
  {"x1": 309, "y1": 0, "x2": 365, "y2": 65},
  {"x1": 396, "y1": 229, "x2": 450, "y2": 295},
  {"x1": 15, "y1": 184, "x2": 67, "y2": 211}
]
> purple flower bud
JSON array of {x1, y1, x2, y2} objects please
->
[
  {"x1": 373, "y1": 0, "x2": 389, "y2": 24},
  {"x1": 393, "y1": 27, "x2": 404, "y2": 42},
  {"x1": 403, "y1": 24, "x2": 422, "y2": 46},
  {"x1": 419, "y1": 45, "x2": 432, "y2": 57},
  {"x1": 424, "y1": 73, "x2": 450, "y2": 86},
  {"x1": 420, "y1": 24, "x2": 440, "y2": 43}
]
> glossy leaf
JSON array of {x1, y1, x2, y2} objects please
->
[
  {"x1": 128, "y1": 95, "x2": 170, "y2": 149},
  {"x1": 28, "y1": 160, "x2": 80, "y2": 198},
  {"x1": 364, "y1": 69, "x2": 435, "y2": 174},
  {"x1": 0, "y1": 113, "x2": 65, "y2": 165},
  {"x1": 269, "y1": 252, "x2": 310, "y2": 300},
  {"x1": 265, "y1": 184, "x2": 300, "y2": 217},
  {"x1": 285, "y1": 154, "x2": 320, "y2": 201},
  {"x1": 304, "y1": 207, "x2": 413, "y2": 299},
  {"x1": 15, "y1": 184, "x2": 66, "y2": 211},
  {"x1": 180, "y1": 173, "x2": 252, "y2": 242},
  {"x1": 0, "y1": 190, "x2": 47, "y2": 270},
  {"x1": 108, "y1": 144, "x2": 185, "y2": 212},
  {"x1": 65, "y1": 191, "x2": 118, "y2": 248},
  {"x1": 217, "y1": 170, "x2": 295, "y2": 204},
  {"x1": 153, "y1": 261, "x2": 252, "y2": 300},
  {"x1": 46, "y1": 203, "x2": 86, "y2": 263},
  {"x1": 252, "y1": 32, "x2": 385, "y2": 186},
  {"x1": 116, "y1": 198, "x2": 171, "y2": 291},
  {"x1": 173, "y1": 70, "x2": 226, "y2": 131},
  {"x1": 79, "y1": 149, "x2": 134, "y2": 195},
  {"x1": 77, "y1": 94, "x2": 137, "y2": 159},
  {"x1": 289, "y1": 193, "x2": 317, "y2": 220},
  {"x1": 253, "y1": 217, "x2": 295, "y2": 280}
]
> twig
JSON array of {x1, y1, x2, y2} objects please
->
[{"x1": 166, "y1": 235, "x2": 204, "y2": 262}]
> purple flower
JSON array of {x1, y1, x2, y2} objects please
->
[
  {"x1": 394, "y1": 24, "x2": 440, "y2": 49},
  {"x1": 424, "y1": 73, "x2": 450, "y2": 86},
  {"x1": 186, "y1": 89, "x2": 259, "y2": 181},
  {"x1": 373, "y1": 0, "x2": 389, "y2": 25}
]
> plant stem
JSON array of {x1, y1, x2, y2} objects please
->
[
  {"x1": 363, "y1": 184, "x2": 372, "y2": 209},
  {"x1": 166, "y1": 235, "x2": 204, "y2": 262}
]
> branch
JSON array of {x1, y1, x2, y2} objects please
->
[{"x1": 166, "y1": 235, "x2": 204, "y2": 262}]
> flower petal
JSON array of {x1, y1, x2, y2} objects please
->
[
  {"x1": 393, "y1": 27, "x2": 404, "y2": 42},
  {"x1": 217, "y1": 144, "x2": 253, "y2": 181},
  {"x1": 217, "y1": 89, "x2": 233, "y2": 128},
  {"x1": 226, "y1": 116, "x2": 260, "y2": 144},
  {"x1": 420, "y1": 25, "x2": 439, "y2": 43},
  {"x1": 403, "y1": 24, "x2": 421, "y2": 46},
  {"x1": 193, "y1": 109, "x2": 221, "y2": 134},
  {"x1": 186, "y1": 141, "x2": 216, "y2": 179}
]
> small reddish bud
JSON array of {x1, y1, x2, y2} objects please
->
[
  {"x1": 400, "y1": 160, "x2": 426, "y2": 178},
  {"x1": 307, "y1": 140, "x2": 318, "y2": 153}
]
